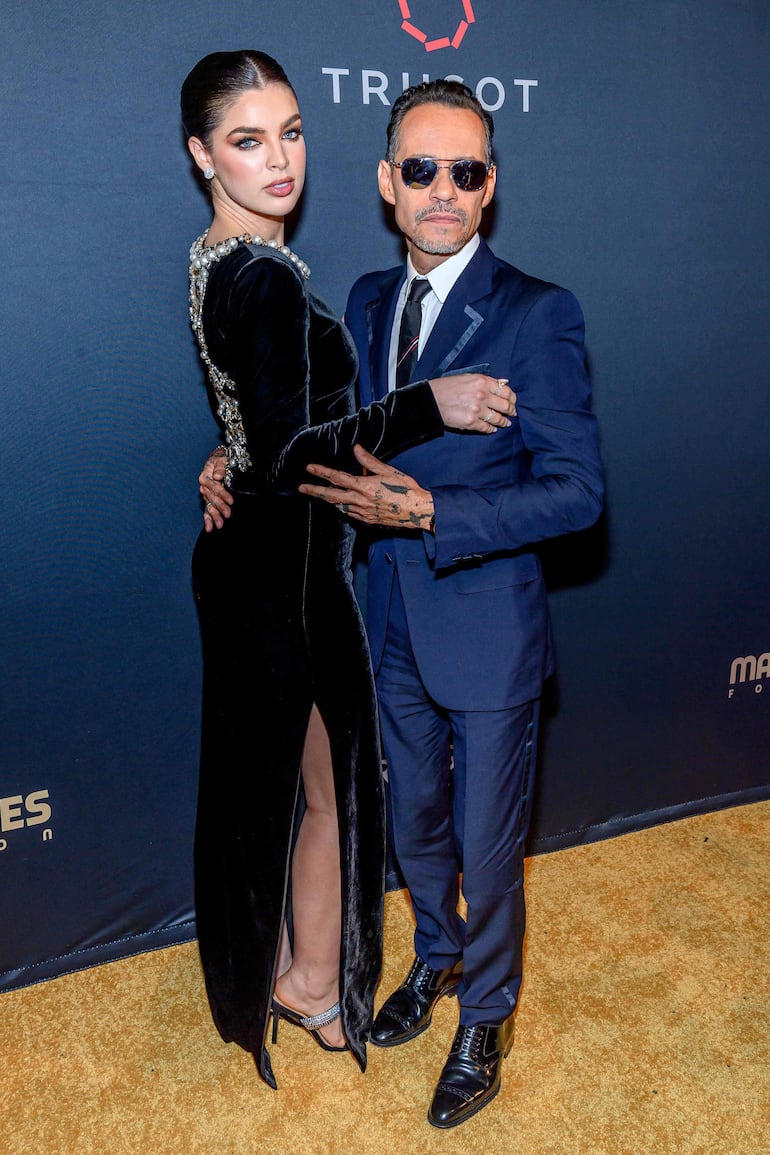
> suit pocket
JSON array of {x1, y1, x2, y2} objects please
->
[
  {"x1": 440, "y1": 363, "x2": 490, "y2": 377},
  {"x1": 455, "y1": 552, "x2": 541, "y2": 593}
]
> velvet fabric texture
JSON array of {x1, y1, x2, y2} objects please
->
[{"x1": 190, "y1": 243, "x2": 443, "y2": 1087}]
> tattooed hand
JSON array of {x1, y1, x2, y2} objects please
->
[{"x1": 299, "y1": 445, "x2": 435, "y2": 532}]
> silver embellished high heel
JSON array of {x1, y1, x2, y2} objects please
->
[{"x1": 271, "y1": 996, "x2": 349, "y2": 1052}]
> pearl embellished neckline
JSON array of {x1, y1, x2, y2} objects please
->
[{"x1": 189, "y1": 232, "x2": 311, "y2": 279}]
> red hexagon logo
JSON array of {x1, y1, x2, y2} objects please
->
[{"x1": 398, "y1": 0, "x2": 477, "y2": 52}]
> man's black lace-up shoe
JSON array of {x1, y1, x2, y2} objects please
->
[
  {"x1": 428, "y1": 1017, "x2": 515, "y2": 1128},
  {"x1": 369, "y1": 956, "x2": 462, "y2": 1047}
]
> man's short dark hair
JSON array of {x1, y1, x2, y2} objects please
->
[{"x1": 385, "y1": 80, "x2": 494, "y2": 166}]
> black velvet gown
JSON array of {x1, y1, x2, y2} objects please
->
[{"x1": 188, "y1": 236, "x2": 442, "y2": 1087}]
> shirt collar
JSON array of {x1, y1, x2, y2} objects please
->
[{"x1": 405, "y1": 233, "x2": 481, "y2": 303}]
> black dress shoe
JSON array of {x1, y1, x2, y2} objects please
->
[
  {"x1": 428, "y1": 1017, "x2": 515, "y2": 1129},
  {"x1": 369, "y1": 957, "x2": 462, "y2": 1047}
]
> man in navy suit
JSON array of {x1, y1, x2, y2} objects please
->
[{"x1": 299, "y1": 80, "x2": 604, "y2": 1128}]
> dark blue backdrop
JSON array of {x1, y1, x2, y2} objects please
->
[{"x1": 1, "y1": 0, "x2": 768, "y2": 990}]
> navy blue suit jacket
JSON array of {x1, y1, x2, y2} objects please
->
[{"x1": 345, "y1": 238, "x2": 603, "y2": 711}]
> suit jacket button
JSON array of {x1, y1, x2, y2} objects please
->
[{"x1": 385, "y1": 552, "x2": 393, "y2": 564}]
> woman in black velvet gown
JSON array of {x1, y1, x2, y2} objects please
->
[{"x1": 181, "y1": 50, "x2": 515, "y2": 1088}]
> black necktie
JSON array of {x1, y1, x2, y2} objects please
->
[{"x1": 396, "y1": 278, "x2": 431, "y2": 389}]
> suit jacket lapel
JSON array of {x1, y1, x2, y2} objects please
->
[
  {"x1": 416, "y1": 239, "x2": 495, "y2": 379},
  {"x1": 363, "y1": 241, "x2": 497, "y2": 396},
  {"x1": 366, "y1": 268, "x2": 404, "y2": 400}
]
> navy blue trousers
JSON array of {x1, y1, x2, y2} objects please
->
[{"x1": 376, "y1": 570, "x2": 539, "y2": 1026}]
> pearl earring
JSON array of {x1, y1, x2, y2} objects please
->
[{"x1": 203, "y1": 167, "x2": 214, "y2": 180}]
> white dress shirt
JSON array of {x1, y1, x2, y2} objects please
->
[{"x1": 387, "y1": 233, "x2": 481, "y2": 392}]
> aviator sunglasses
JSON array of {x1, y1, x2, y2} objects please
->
[{"x1": 391, "y1": 156, "x2": 492, "y2": 192}]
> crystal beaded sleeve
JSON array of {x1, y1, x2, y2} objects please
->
[{"x1": 188, "y1": 232, "x2": 311, "y2": 487}]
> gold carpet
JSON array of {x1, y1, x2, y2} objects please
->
[{"x1": 3, "y1": 801, "x2": 769, "y2": 1154}]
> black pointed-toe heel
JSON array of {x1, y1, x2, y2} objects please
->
[{"x1": 271, "y1": 997, "x2": 349, "y2": 1052}]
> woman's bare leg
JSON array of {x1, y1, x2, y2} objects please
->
[
  {"x1": 274, "y1": 704, "x2": 345, "y2": 1047},
  {"x1": 275, "y1": 922, "x2": 292, "y2": 979}
]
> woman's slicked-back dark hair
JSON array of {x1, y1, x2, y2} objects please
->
[
  {"x1": 181, "y1": 50, "x2": 296, "y2": 144},
  {"x1": 386, "y1": 79, "x2": 494, "y2": 166}
]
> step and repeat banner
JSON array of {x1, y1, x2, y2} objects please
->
[{"x1": 1, "y1": 1, "x2": 768, "y2": 989}]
